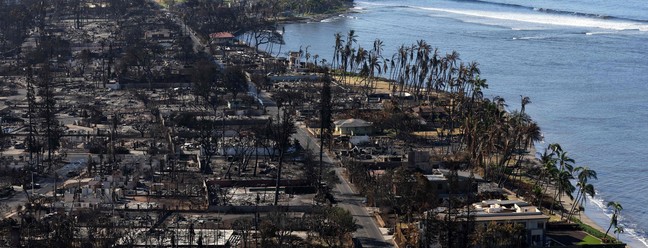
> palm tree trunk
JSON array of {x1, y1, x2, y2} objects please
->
[
  {"x1": 568, "y1": 189, "x2": 582, "y2": 222},
  {"x1": 604, "y1": 224, "x2": 613, "y2": 240}
]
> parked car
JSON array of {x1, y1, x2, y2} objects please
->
[{"x1": 23, "y1": 183, "x2": 41, "y2": 189}]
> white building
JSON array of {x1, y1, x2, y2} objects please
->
[
  {"x1": 471, "y1": 200, "x2": 549, "y2": 246},
  {"x1": 333, "y1": 118, "x2": 374, "y2": 136}
]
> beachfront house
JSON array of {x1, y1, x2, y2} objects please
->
[
  {"x1": 422, "y1": 199, "x2": 549, "y2": 247},
  {"x1": 471, "y1": 200, "x2": 549, "y2": 246}
]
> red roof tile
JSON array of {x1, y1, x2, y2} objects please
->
[{"x1": 209, "y1": 32, "x2": 235, "y2": 39}]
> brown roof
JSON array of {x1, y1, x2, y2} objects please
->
[{"x1": 209, "y1": 32, "x2": 235, "y2": 39}]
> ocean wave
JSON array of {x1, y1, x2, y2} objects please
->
[
  {"x1": 454, "y1": 0, "x2": 648, "y2": 24},
  {"x1": 587, "y1": 193, "x2": 648, "y2": 247},
  {"x1": 585, "y1": 31, "x2": 617, "y2": 36},
  {"x1": 359, "y1": 0, "x2": 648, "y2": 26},
  {"x1": 320, "y1": 16, "x2": 340, "y2": 23},
  {"x1": 355, "y1": 1, "x2": 409, "y2": 9},
  {"x1": 410, "y1": 6, "x2": 648, "y2": 31},
  {"x1": 512, "y1": 36, "x2": 550, "y2": 40},
  {"x1": 623, "y1": 224, "x2": 648, "y2": 248},
  {"x1": 511, "y1": 27, "x2": 543, "y2": 31}
]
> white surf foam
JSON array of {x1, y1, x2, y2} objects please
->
[
  {"x1": 512, "y1": 27, "x2": 542, "y2": 31},
  {"x1": 512, "y1": 36, "x2": 549, "y2": 40},
  {"x1": 587, "y1": 193, "x2": 648, "y2": 247},
  {"x1": 585, "y1": 31, "x2": 618, "y2": 35},
  {"x1": 355, "y1": 1, "x2": 390, "y2": 7},
  {"x1": 412, "y1": 6, "x2": 648, "y2": 31}
]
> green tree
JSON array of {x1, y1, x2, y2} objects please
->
[
  {"x1": 314, "y1": 206, "x2": 357, "y2": 247},
  {"x1": 568, "y1": 166, "x2": 597, "y2": 221},
  {"x1": 604, "y1": 201, "x2": 623, "y2": 242}
]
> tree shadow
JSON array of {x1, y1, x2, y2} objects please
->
[{"x1": 355, "y1": 236, "x2": 393, "y2": 247}]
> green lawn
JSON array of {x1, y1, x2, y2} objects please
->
[{"x1": 577, "y1": 235, "x2": 602, "y2": 245}]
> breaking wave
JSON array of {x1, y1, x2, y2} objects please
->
[
  {"x1": 410, "y1": 6, "x2": 648, "y2": 31},
  {"x1": 455, "y1": 0, "x2": 648, "y2": 23}
]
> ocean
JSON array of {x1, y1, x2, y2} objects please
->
[{"x1": 266, "y1": 0, "x2": 648, "y2": 246}]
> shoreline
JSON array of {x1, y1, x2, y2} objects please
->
[
  {"x1": 529, "y1": 145, "x2": 608, "y2": 233},
  {"x1": 337, "y1": 77, "x2": 611, "y2": 236},
  {"x1": 522, "y1": 145, "x2": 645, "y2": 247},
  {"x1": 550, "y1": 182, "x2": 607, "y2": 233},
  {"x1": 277, "y1": 4, "x2": 357, "y2": 24},
  {"x1": 519, "y1": 147, "x2": 610, "y2": 237},
  {"x1": 271, "y1": 3, "x2": 639, "y2": 245}
]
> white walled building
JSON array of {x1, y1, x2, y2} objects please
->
[{"x1": 471, "y1": 200, "x2": 549, "y2": 246}]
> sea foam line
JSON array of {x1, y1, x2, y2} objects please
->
[
  {"x1": 587, "y1": 193, "x2": 648, "y2": 247},
  {"x1": 410, "y1": 6, "x2": 648, "y2": 31}
]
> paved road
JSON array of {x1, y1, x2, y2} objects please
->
[
  {"x1": 163, "y1": 9, "x2": 205, "y2": 54},
  {"x1": 156, "y1": 9, "x2": 389, "y2": 245},
  {"x1": 293, "y1": 127, "x2": 392, "y2": 247},
  {"x1": 2, "y1": 180, "x2": 55, "y2": 218},
  {"x1": 259, "y1": 84, "x2": 391, "y2": 247},
  {"x1": 0, "y1": 153, "x2": 88, "y2": 218}
]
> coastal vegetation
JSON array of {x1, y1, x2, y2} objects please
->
[
  {"x1": 0, "y1": 0, "x2": 630, "y2": 246},
  {"x1": 175, "y1": 0, "x2": 353, "y2": 43},
  {"x1": 309, "y1": 30, "x2": 626, "y2": 246},
  {"x1": 604, "y1": 201, "x2": 624, "y2": 242}
]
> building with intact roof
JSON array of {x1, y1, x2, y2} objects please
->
[
  {"x1": 209, "y1": 32, "x2": 236, "y2": 45},
  {"x1": 471, "y1": 199, "x2": 549, "y2": 246},
  {"x1": 333, "y1": 118, "x2": 374, "y2": 136}
]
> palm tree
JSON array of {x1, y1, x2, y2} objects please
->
[
  {"x1": 444, "y1": 51, "x2": 460, "y2": 92},
  {"x1": 557, "y1": 151, "x2": 575, "y2": 174},
  {"x1": 536, "y1": 147, "x2": 557, "y2": 192},
  {"x1": 470, "y1": 74, "x2": 488, "y2": 103},
  {"x1": 555, "y1": 170, "x2": 575, "y2": 219},
  {"x1": 520, "y1": 95, "x2": 531, "y2": 114},
  {"x1": 340, "y1": 30, "x2": 357, "y2": 85},
  {"x1": 549, "y1": 143, "x2": 563, "y2": 154},
  {"x1": 513, "y1": 119, "x2": 541, "y2": 195},
  {"x1": 332, "y1": 32, "x2": 344, "y2": 74},
  {"x1": 604, "y1": 201, "x2": 623, "y2": 242},
  {"x1": 464, "y1": 61, "x2": 480, "y2": 95},
  {"x1": 550, "y1": 146, "x2": 575, "y2": 215},
  {"x1": 367, "y1": 53, "x2": 382, "y2": 93},
  {"x1": 575, "y1": 166, "x2": 597, "y2": 183},
  {"x1": 353, "y1": 46, "x2": 368, "y2": 80},
  {"x1": 373, "y1": 38, "x2": 384, "y2": 58},
  {"x1": 567, "y1": 166, "x2": 597, "y2": 221},
  {"x1": 313, "y1": 54, "x2": 319, "y2": 67}
]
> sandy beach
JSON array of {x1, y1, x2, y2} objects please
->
[{"x1": 550, "y1": 184, "x2": 608, "y2": 233}]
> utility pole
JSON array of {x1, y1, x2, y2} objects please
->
[{"x1": 318, "y1": 74, "x2": 332, "y2": 186}]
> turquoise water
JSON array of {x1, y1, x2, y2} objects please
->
[{"x1": 270, "y1": 0, "x2": 648, "y2": 246}]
